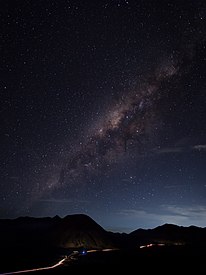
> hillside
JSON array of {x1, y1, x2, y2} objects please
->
[
  {"x1": 129, "y1": 223, "x2": 206, "y2": 246},
  {"x1": 0, "y1": 214, "x2": 115, "y2": 250},
  {"x1": 1, "y1": 214, "x2": 206, "y2": 251}
]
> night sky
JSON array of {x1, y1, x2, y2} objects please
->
[{"x1": 1, "y1": 0, "x2": 206, "y2": 233}]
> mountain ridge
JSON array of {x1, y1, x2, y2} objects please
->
[{"x1": 1, "y1": 214, "x2": 206, "y2": 250}]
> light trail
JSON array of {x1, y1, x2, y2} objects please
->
[
  {"x1": 1, "y1": 248, "x2": 118, "y2": 274},
  {"x1": 0, "y1": 256, "x2": 67, "y2": 275}
]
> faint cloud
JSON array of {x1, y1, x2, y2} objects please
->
[
  {"x1": 192, "y1": 144, "x2": 206, "y2": 151},
  {"x1": 165, "y1": 204, "x2": 206, "y2": 217},
  {"x1": 158, "y1": 205, "x2": 206, "y2": 226},
  {"x1": 119, "y1": 209, "x2": 147, "y2": 217},
  {"x1": 153, "y1": 144, "x2": 206, "y2": 155},
  {"x1": 164, "y1": 184, "x2": 189, "y2": 189},
  {"x1": 118, "y1": 205, "x2": 206, "y2": 228},
  {"x1": 39, "y1": 198, "x2": 89, "y2": 204}
]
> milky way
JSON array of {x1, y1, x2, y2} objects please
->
[
  {"x1": 2, "y1": 0, "x2": 206, "y2": 231},
  {"x1": 55, "y1": 51, "x2": 191, "y2": 192}
]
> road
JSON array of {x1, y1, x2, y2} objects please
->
[
  {"x1": 0, "y1": 253, "x2": 77, "y2": 275},
  {"x1": 0, "y1": 248, "x2": 117, "y2": 274}
]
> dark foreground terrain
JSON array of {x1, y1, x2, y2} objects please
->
[
  {"x1": 1, "y1": 215, "x2": 206, "y2": 274},
  {"x1": 1, "y1": 245, "x2": 205, "y2": 274},
  {"x1": 50, "y1": 245, "x2": 206, "y2": 273}
]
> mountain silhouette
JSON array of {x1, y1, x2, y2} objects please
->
[
  {"x1": 1, "y1": 214, "x2": 206, "y2": 251},
  {"x1": 1, "y1": 215, "x2": 206, "y2": 273},
  {"x1": 0, "y1": 214, "x2": 115, "y2": 250},
  {"x1": 129, "y1": 223, "x2": 206, "y2": 246}
]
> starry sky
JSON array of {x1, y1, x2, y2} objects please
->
[{"x1": 1, "y1": 0, "x2": 206, "y2": 233}]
